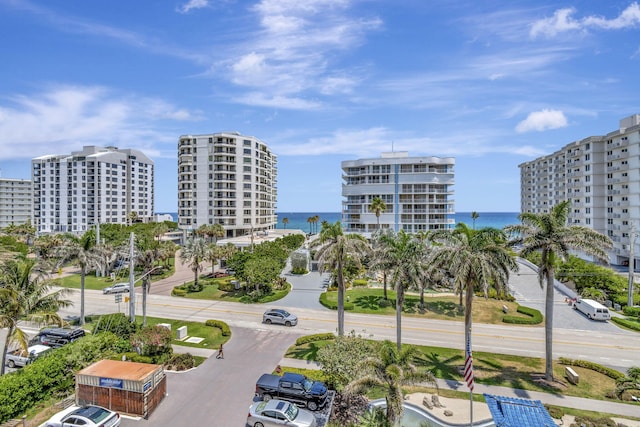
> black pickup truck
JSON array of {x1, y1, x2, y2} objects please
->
[{"x1": 255, "y1": 372, "x2": 328, "y2": 411}]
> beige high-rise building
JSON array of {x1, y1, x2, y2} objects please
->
[
  {"x1": 520, "y1": 114, "x2": 640, "y2": 266},
  {"x1": 177, "y1": 132, "x2": 278, "y2": 238},
  {"x1": 0, "y1": 178, "x2": 33, "y2": 228},
  {"x1": 341, "y1": 152, "x2": 455, "y2": 235},
  {"x1": 32, "y1": 146, "x2": 154, "y2": 234}
]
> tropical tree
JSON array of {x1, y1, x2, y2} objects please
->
[
  {"x1": 137, "y1": 248, "x2": 159, "y2": 326},
  {"x1": 56, "y1": 231, "x2": 100, "y2": 325},
  {"x1": 205, "y1": 244, "x2": 224, "y2": 274},
  {"x1": 615, "y1": 367, "x2": 640, "y2": 400},
  {"x1": 471, "y1": 211, "x2": 480, "y2": 229},
  {"x1": 504, "y1": 201, "x2": 612, "y2": 381},
  {"x1": 371, "y1": 229, "x2": 426, "y2": 350},
  {"x1": 179, "y1": 237, "x2": 208, "y2": 290},
  {"x1": 369, "y1": 197, "x2": 387, "y2": 230},
  {"x1": 314, "y1": 221, "x2": 369, "y2": 336},
  {"x1": 307, "y1": 216, "x2": 314, "y2": 234},
  {"x1": 346, "y1": 340, "x2": 436, "y2": 427},
  {"x1": 430, "y1": 223, "x2": 517, "y2": 385},
  {"x1": 196, "y1": 223, "x2": 225, "y2": 243},
  {"x1": 0, "y1": 256, "x2": 71, "y2": 375},
  {"x1": 282, "y1": 217, "x2": 289, "y2": 229}
]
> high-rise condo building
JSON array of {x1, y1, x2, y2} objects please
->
[
  {"x1": 0, "y1": 178, "x2": 33, "y2": 228},
  {"x1": 177, "y1": 132, "x2": 278, "y2": 238},
  {"x1": 341, "y1": 152, "x2": 455, "y2": 235},
  {"x1": 32, "y1": 146, "x2": 154, "y2": 234},
  {"x1": 520, "y1": 114, "x2": 640, "y2": 266}
]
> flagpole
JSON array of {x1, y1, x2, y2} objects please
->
[{"x1": 464, "y1": 326, "x2": 474, "y2": 426}]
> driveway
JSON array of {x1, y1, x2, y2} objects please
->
[{"x1": 120, "y1": 327, "x2": 303, "y2": 427}]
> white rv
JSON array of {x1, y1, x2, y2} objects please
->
[{"x1": 573, "y1": 298, "x2": 611, "y2": 321}]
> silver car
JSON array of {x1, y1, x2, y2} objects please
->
[
  {"x1": 102, "y1": 282, "x2": 130, "y2": 294},
  {"x1": 263, "y1": 309, "x2": 298, "y2": 327},
  {"x1": 44, "y1": 405, "x2": 121, "y2": 427},
  {"x1": 247, "y1": 399, "x2": 317, "y2": 427}
]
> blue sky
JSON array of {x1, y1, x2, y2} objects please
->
[{"x1": 1, "y1": 0, "x2": 640, "y2": 213}]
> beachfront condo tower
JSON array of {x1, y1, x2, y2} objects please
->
[
  {"x1": 32, "y1": 146, "x2": 154, "y2": 234},
  {"x1": 177, "y1": 132, "x2": 278, "y2": 238},
  {"x1": 0, "y1": 178, "x2": 33, "y2": 228},
  {"x1": 520, "y1": 114, "x2": 640, "y2": 266},
  {"x1": 341, "y1": 152, "x2": 455, "y2": 235}
]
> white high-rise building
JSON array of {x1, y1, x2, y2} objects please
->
[
  {"x1": 342, "y1": 152, "x2": 455, "y2": 235},
  {"x1": 32, "y1": 146, "x2": 154, "y2": 234},
  {"x1": 177, "y1": 132, "x2": 278, "y2": 238},
  {"x1": 0, "y1": 178, "x2": 33, "y2": 228},
  {"x1": 520, "y1": 114, "x2": 640, "y2": 266}
]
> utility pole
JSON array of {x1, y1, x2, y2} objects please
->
[
  {"x1": 129, "y1": 232, "x2": 136, "y2": 322},
  {"x1": 629, "y1": 222, "x2": 637, "y2": 307}
]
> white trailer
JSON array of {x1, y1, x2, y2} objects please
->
[{"x1": 573, "y1": 298, "x2": 611, "y2": 321}]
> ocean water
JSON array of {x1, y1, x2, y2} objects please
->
[{"x1": 161, "y1": 212, "x2": 521, "y2": 232}]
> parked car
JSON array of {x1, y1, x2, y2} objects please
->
[
  {"x1": 263, "y1": 309, "x2": 298, "y2": 327},
  {"x1": 247, "y1": 399, "x2": 317, "y2": 427},
  {"x1": 255, "y1": 372, "x2": 328, "y2": 411},
  {"x1": 102, "y1": 282, "x2": 130, "y2": 294},
  {"x1": 43, "y1": 405, "x2": 121, "y2": 427},
  {"x1": 29, "y1": 327, "x2": 86, "y2": 348},
  {"x1": 5, "y1": 344, "x2": 52, "y2": 368}
]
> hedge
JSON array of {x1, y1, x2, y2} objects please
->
[
  {"x1": 295, "y1": 333, "x2": 336, "y2": 346},
  {"x1": 352, "y1": 279, "x2": 368, "y2": 287},
  {"x1": 172, "y1": 287, "x2": 187, "y2": 296},
  {"x1": 610, "y1": 316, "x2": 640, "y2": 331},
  {"x1": 558, "y1": 357, "x2": 626, "y2": 380},
  {"x1": 502, "y1": 305, "x2": 543, "y2": 324},
  {"x1": 319, "y1": 292, "x2": 355, "y2": 311},
  {"x1": 205, "y1": 319, "x2": 231, "y2": 336},
  {"x1": 622, "y1": 306, "x2": 640, "y2": 317}
]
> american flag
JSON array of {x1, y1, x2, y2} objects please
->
[{"x1": 464, "y1": 334, "x2": 474, "y2": 392}]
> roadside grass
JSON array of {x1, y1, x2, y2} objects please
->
[
  {"x1": 284, "y1": 339, "x2": 618, "y2": 401},
  {"x1": 52, "y1": 259, "x2": 175, "y2": 291},
  {"x1": 323, "y1": 288, "x2": 527, "y2": 324},
  {"x1": 179, "y1": 277, "x2": 291, "y2": 303}
]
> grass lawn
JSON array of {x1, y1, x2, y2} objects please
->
[
  {"x1": 139, "y1": 315, "x2": 229, "y2": 349},
  {"x1": 53, "y1": 260, "x2": 175, "y2": 291},
  {"x1": 284, "y1": 339, "x2": 619, "y2": 401},
  {"x1": 179, "y1": 277, "x2": 291, "y2": 303},
  {"x1": 323, "y1": 288, "x2": 531, "y2": 324}
]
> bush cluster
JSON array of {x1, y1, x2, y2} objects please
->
[
  {"x1": 205, "y1": 319, "x2": 231, "y2": 336},
  {"x1": 502, "y1": 305, "x2": 543, "y2": 324},
  {"x1": 622, "y1": 305, "x2": 640, "y2": 317},
  {"x1": 352, "y1": 279, "x2": 368, "y2": 287},
  {"x1": 291, "y1": 267, "x2": 308, "y2": 275},
  {"x1": 172, "y1": 287, "x2": 187, "y2": 296},
  {"x1": 164, "y1": 353, "x2": 196, "y2": 371},
  {"x1": 558, "y1": 357, "x2": 626, "y2": 380},
  {"x1": 217, "y1": 279, "x2": 237, "y2": 292},
  {"x1": 295, "y1": 333, "x2": 336, "y2": 346},
  {"x1": 92, "y1": 313, "x2": 138, "y2": 338},
  {"x1": 610, "y1": 316, "x2": 640, "y2": 331}
]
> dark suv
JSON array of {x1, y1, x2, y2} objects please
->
[{"x1": 30, "y1": 328, "x2": 85, "y2": 348}]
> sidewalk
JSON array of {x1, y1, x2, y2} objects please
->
[{"x1": 278, "y1": 357, "x2": 640, "y2": 422}]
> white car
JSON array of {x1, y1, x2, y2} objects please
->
[
  {"x1": 102, "y1": 282, "x2": 130, "y2": 294},
  {"x1": 44, "y1": 405, "x2": 120, "y2": 427},
  {"x1": 247, "y1": 399, "x2": 317, "y2": 427},
  {"x1": 5, "y1": 344, "x2": 52, "y2": 368}
]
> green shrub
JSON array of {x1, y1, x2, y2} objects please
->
[
  {"x1": 172, "y1": 287, "x2": 187, "y2": 296},
  {"x1": 130, "y1": 325, "x2": 173, "y2": 357},
  {"x1": 164, "y1": 353, "x2": 196, "y2": 371},
  {"x1": 218, "y1": 280, "x2": 237, "y2": 292},
  {"x1": 544, "y1": 405, "x2": 564, "y2": 420},
  {"x1": 205, "y1": 319, "x2": 231, "y2": 336},
  {"x1": 610, "y1": 316, "x2": 640, "y2": 331},
  {"x1": 502, "y1": 305, "x2": 543, "y2": 324},
  {"x1": 558, "y1": 358, "x2": 626, "y2": 380},
  {"x1": 352, "y1": 279, "x2": 368, "y2": 287},
  {"x1": 130, "y1": 355, "x2": 153, "y2": 364},
  {"x1": 92, "y1": 313, "x2": 138, "y2": 338},
  {"x1": 319, "y1": 292, "x2": 354, "y2": 310},
  {"x1": 296, "y1": 333, "x2": 336, "y2": 346},
  {"x1": 291, "y1": 267, "x2": 308, "y2": 275},
  {"x1": 378, "y1": 298, "x2": 392, "y2": 308},
  {"x1": 622, "y1": 305, "x2": 640, "y2": 317}
]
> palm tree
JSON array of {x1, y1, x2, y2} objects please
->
[
  {"x1": 369, "y1": 197, "x2": 387, "y2": 230},
  {"x1": 282, "y1": 217, "x2": 289, "y2": 229},
  {"x1": 313, "y1": 215, "x2": 320, "y2": 234},
  {"x1": 504, "y1": 201, "x2": 612, "y2": 381},
  {"x1": 471, "y1": 211, "x2": 480, "y2": 230},
  {"x1": 346, "y1": 340, "x2": 436, "y2": 427},
  {"x1": 137, "y1": 248, "x2": 159, "y2": 326},
  {"x1": 315, "y1": 221, "x2": 369, "y2": 336},
  {"x1": 0, "y1": 256, "x2": 71, "y2": 375},
  {"x1": 179, "y1": 237, "x2": 208, "y2": 289},
  {"x1": 307, "y1": 216, "x2": 314, "y2": 234},
  {"x1": 430, "y1": 223, "x2": 517, "y2": 385},
  {"x1": 57, "y1": 231, "x2": 100, "y2": 325},
  {"x1": 372, "y1": 229, "x2": 426, "y2": 350},
  {"x1": 197, "y1": 224, "x2": 225, "y2": 243},
  {"x1": 205, "y1": 243, "x2": 224, "y2": 274}
]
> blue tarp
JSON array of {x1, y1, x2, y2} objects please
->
[{"x1": 483, "y1": 394, "x2": 557, "y2": 427}]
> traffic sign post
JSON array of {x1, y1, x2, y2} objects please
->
[{"x1": 115, "y1": 294, "x2": 122, "y2": 312}]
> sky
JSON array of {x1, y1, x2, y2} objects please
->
[{"x1": 1, "y1": 0, "x2": 640, "y2": 213}]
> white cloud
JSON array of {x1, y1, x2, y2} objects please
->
[
  {"x1": 515, "y1": 109, "x2": 568, "y2": 133},
  {"x1": 530, "y1": 3, "x2": 640, "y2": 38},
  {"x1": 0, "y1": 86, "x2": 200, "y2": 161},
  {"x1": 177, "y1": 0, "x2": 210, "y2": 14}
]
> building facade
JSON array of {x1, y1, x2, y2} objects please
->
[
  {"x1": 0, "y1": 178, "x2": 33, "y2": 228},
  {"x1": 520, "y1": 114, "x2": 640, "y2": 266},
  {"x1": 32, "y1": 146, "x2": 154, "y2": 234},
  {"x1": 177, "y1": 132, "x2": 278, "y2": 238},
  {"x1": 341, "y1": 152, "x2": 455, "y2": 235}
]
